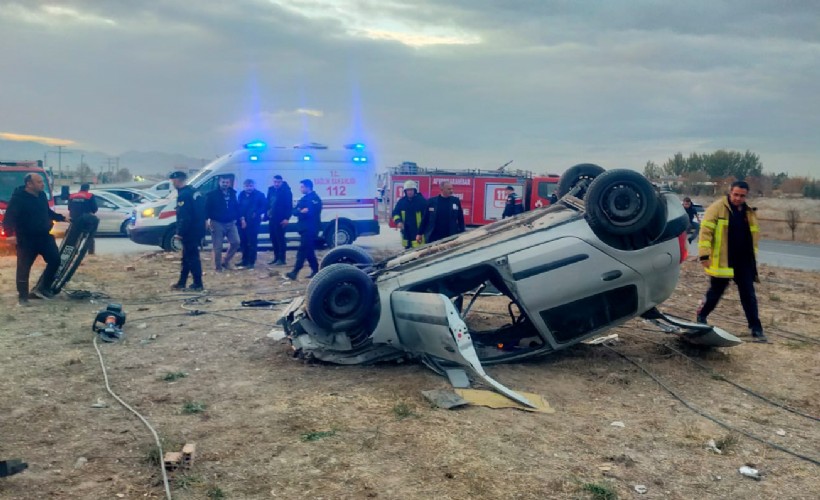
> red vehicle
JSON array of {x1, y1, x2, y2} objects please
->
[
  {"x1": 0, "y1": 161, "x2": 54, "y2": 246},
  {"x1": 386, "y1": 162, "x2": 560, "y2": 226}
]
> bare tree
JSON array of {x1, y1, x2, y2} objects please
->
[{"x1": 785, "y1": 209, "x2": 800, "y2": 241}]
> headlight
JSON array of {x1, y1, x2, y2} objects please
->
[{"x1": 141, "y1": 207, "x2": 156, "y2": 218}]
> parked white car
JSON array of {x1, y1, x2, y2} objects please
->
[{"x1": 54, "y1": 190, "x2": 135, "y2": 236}]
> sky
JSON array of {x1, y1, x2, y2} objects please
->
[{"x1": 1, "y1": 0, "x2": 819, "y2": 177}]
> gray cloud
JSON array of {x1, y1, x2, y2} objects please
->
[{"x1": 1, "y1": 0, "x2": 818, "y2": 175}]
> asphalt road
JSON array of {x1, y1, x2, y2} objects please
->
[{"x1": 93, "y1": 228, "x2": 820, "y2": 271}]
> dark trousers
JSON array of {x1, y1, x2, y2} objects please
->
[
  {"x1": 16, "y1": 235, "x2": 60, "y2": 298},
  {"x1": 292, "y1": 232, "x2": 318, "y2": 274},
  {"x1": 699, "y1": 266, "x2": 762, "y2": 331},
  {"x1": 239, "y1": 222, "x2": 260, "y2": 265},
  {"x1": 269, "y1": 221, "x2": 287, "y2": 262},
  {"x1": 178, "y1": 237, "x2": 203, "y2": 287}
]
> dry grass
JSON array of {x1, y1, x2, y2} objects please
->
[{"x1": 0, "y1": 248, "x2": 818, "y2": 499}]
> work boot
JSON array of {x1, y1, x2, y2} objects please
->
[
  {"x1": 285, "y1": 271, "x2": 298, "y2": 281},
  {"x1": 751, "y1": 328, "x2": 768, "y2": 343},
  {"x1": 171, "y1": 283, "x2": 187, "y2": 290},
  {"x1": 267, "y1": 258, "x2": 278, "y2": 265},
  {"x1": 696, "y1": 315, "x2": 708, "y2": 325},
  {"x1": 17, "y1": 297, "x2": 31, "y2": 307},
  {"x1": 189, "y1": 284, "x2": 204, "y2": 292}
]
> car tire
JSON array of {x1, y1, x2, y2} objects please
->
[
  {"x1": 557, "y1": 163, "x2": 606, "y2": 199},
  {"x1": 48, "y1": 215, "x2": 99, "y2": 294},
  {"x1": 324, "y1": 222, "x2": 355, "y2": 248},
  {"x1": 585, "y1": 169, "x2": 659, "y2": 237},
  {"x1": 306, "y1": 264, "x2": 376, "y2": 331},
  {"x1": 320, "y1": 245, "x2": 375, "y2": 270},
  {"x1": 161, "y1": 225, "x2": 181, "y2": 252}
]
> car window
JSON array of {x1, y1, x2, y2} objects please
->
[
  {"x1": 537, "y1": 181, "x2": 558, "y2": 198},
  {"x1": 195, "y1": 174, "x2": 234, "y2": 195},
  {"x1": 97, "y1": 197, "x2": 117, "y2": 209},
  {"x1": 0, "y1": 171, "x2": 51, "y2": 202}
]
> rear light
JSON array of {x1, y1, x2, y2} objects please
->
[
  {"x1": 678, "y1": 231, "x2": 688, "y2": 263},
  {"x1": 158, "y1": 210, "x2": 177, "y2": 219}
]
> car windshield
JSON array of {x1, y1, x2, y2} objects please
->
[{"x1": 0, "y1": 171, "x2": 51, "y2": 202}]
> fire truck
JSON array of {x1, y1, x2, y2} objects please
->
[
  {"x1": 386, "y1": 162, "x2": 560, "y2": 226},
  {"x1": 0, "y1": 161, "x2": 54, "y2": 247}
]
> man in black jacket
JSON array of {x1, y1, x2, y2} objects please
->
[
  {"x1": 4, "y1": 173, "x2": 67, "y2": 305},
  {"x1": 266, "y1": 175, "x2": 293, "y2": 265},
  {"x1": 237, "y1": 179, "x2": 267, "y2": 269},
  {"x1": 501, "y1": 185, "x2": 523, "y2": 219},
  {"x1": 205, "y1": 176, "x2": 240, "y2": 271},
  {"x1": 285, "y1": 179, "x2": 322, "y2": 281},
  {"x1": 67, "y1": 183, "x2": 99, "y2": 254},
  {"x1": 170, "y1": 171, "x2": 206, "y2": 291},
  {"x1": 417, "y1": 181, "x2": 465, "y2": 244}
]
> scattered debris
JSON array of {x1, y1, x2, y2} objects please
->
[
  {"x1": 739, "y1": 465, "x2": 762, "y2": 481},
  {"x1": 125, "y1": 265, "x2": 136, "y2": 271},
  {"x1": 775, "y1": 429, "x2": 787, "y2": 436},
  {"x1": 634, "y1": 484, "x2": 648, "y2": 494},
  {"x1": 74, "y1": 457, "x2": 88, "y2": 469},
  {"x1": 266, "y1": 329, "x2": 286, "y2": 341},
  {"x1": 583, "y1": 333, "x2": 620, "y2": 345},
  {"x1": 91, "y1": 398, "x2": 108, "y2": 409},
  {"x1": 705, "y1": 439, "x2": 723, "y2": 454},
  {"x1": 610, "y1": 421, "x2": 625, "y2": 428},
  {"x1": 135, "y1": 323, "x2": 148, "y2": 329},
  {"x1": 421, "y1": 390, "x2": 469, "y2": 410},
  {"x1": 454, "y1": 389, "x2": 554, "y2": 413},
  {"x1": 163, "y1": 443, "x2": 196, "y2": 471}
]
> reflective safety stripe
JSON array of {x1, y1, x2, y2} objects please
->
[
  {"x1": 750, "y1": 225, "x2": 759, "y2": 233},
  {"x1": 706, "y1": 218, "x2": 733, "y2": 278},
  {"x1": 702, "y1": 220, "x2": 717, "y2": 229},
  {"x1": 706, "y1": 266, "x2": 734, "y2": 277},
  {"x1": 392, "y1": 214, "x2": 402, "y2": 222},
  {"x1": 698, "y1": 241, "x2": 711, "y2": 248}
]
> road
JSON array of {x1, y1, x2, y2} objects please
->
[{"x1": 93, "y1": 227, "x2": 820, "y2": 271}]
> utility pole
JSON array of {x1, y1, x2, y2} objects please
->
[{"x1": 49, "y1": 146, "x2": 72, "y2": 181}]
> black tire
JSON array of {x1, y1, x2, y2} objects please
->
[
  {"x1": 120, "y1": 219, "x2": 130, "y2": 236},
  {"x1": 161, "y1": 225, "x2": 182, "y2": 252},
  {"x1": 585, "y1": 169, "x2": 659, "y2": 237},
  {"x1": 320, "y1": 245, "x2": 375, "y2": 270},
  {"x1": 557, "y1": 163, "x2": 606, "y2": 199},
  {"x1": 324, "y1": 222, "x2": 355, "y2": 248},
  {"x1": 45, "y1": 215, "x2": 99, "y2": 294},
  {"x1": 306, "y1": 264, "x2": 376, "y2": 331}
]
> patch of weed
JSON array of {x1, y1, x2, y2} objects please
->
[
  {"x1": 182, "y1": 400, "x2": 207, "y2": 414},
  {"x1": 300, "y1": 430, "x2": 336, "y2": 442},
  {"x1": 206, "y1": 486, "x2": 225, "y2": 499},
  {"x1": 715, "y1": 433, "x2": 739, "y2": 452},
  {"x1": 582, "y1": 482, "x2": 618, "y2": 500},
  {"x1": 174, "y1": 474, "x2": 202, "y2": 490},
  {"x1": 392, "y1": 402, "x2": 418, "y2": 420},
  {"x1": 161, "y1": 371, "x2": 188, "y2": 382},
  {"x1": 768, "y1": 293, "x2": 782, "y2": 302},
  {"x1": 143, "y1": 436, "x2": 181, "y2": 466}
]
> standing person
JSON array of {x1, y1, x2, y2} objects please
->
[
  {"x1": 417, "y1": 181, "x2": 465, "y2": 244},
  {"x1": 205, "y1": 176, "x2": 241, "y2": 271},
  {"x1": 170, "y1": 171, "x2": 206, "y2": 291},
  {"x1": 696, "y1": 181, "x2": 767, "y2": 342},
  {"x1": 4, "y1": 173, "x2": 67, "y2": 305},
  {"x1": 266, "y1": 175, "x2": 293, "y2": 265},
  {"x1": 285, "y1": 179, "x2": 322, "y2": 281},
  {"x1": 391, "y1": 180, "x2": 427, "y2": 249},
  {"x1": 67, "y1": 183, "x2": 99, "y2": 254},
  {"x1": 237, "y1": 179, "x2": 267, "y2": 269},
  {"x1": 548, "y1": 191, "x2": 559, "y2": 205},
  {"x1": 501, "y1": 185, "x2": 523, "y2": 219},
  {"x1": 682, "y1": 197, "x2": 701, "y2": 244}
]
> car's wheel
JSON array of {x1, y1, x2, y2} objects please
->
[
  {"x1": 161, "y1": 225, "x2": 182, "y2": 252},
  {"x1": 320, "y1": 245, "x2": 375, "y2": 270},
  {"x1": 306, "y1": 264, "x2": 376, "y2": 331},
  {"x1": 557, "y1": 163, "x2": 606, "y2": 199},
  {"x1": 324, "y1": 222, "x2": 355, "y2": 248},
  {"x1": 585, "y1": 169, "x2": 659, "y2": 236}
]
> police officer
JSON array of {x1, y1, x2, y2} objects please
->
[
  {"x1": 4, "y1": 173, "x2": 67, "y2": 305},
  {"x1": 392, "y1": 180, "x2": 426, "y2": 248},
  {"x1": 67, "y1": 183, "x2": 99, "y2": 254},
  {"x1": 501, "y1": 185, "x2": 523, "y2": 219},
  {"x1": 169, "y1": 171, "x2": 206, "y2": 291},
  {"x1": 286, "y1": 179, "x2": 322, "y2": 281},
  {"x1": 417, "y1": 181, "x2": 465, "y2": 244}
]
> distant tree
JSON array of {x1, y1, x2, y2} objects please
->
[
  {"x1": 772, "y1": 172, "x2": 789, "y2": 189},
  {"x1": 681, "y1": 171, "x2": 710, "y2": 196},
  {"x1": 785, "y1": 209, "x2": 800, "y2": 240},
  {"x1": 661, "y1": 149, "x2": 763, "y2": 180},
  {"x1": 745, "y1": 175, "x2": 772, "y2": 196},
  {"x1": 643, "y1": 161, "x2": 663, "y2": 179},
  {"x1": 113, "y1": 168, "x2": 132, "y2": 183},
  {"x1": 802, "y1": 179, "x2": 820, "y2": 199},
  {"x1": 780, "y1": 177, "x2": 808, "y2": 195},
  {"x1": 662, "y1": 152, "x2": 687, "y2": 176}
]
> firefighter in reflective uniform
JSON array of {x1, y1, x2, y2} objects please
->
[
  {"x1": 67, "y1": 183, "x2": 98, "y2": 254},
  {"x1": 392, "y1": 180, "x2": 426, "y2": 249}
]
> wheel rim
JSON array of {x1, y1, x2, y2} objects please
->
[
  {"x1": 600, "y1": 182, "x2": 647, "y2": 227},
  {"x1": 325, "y1": 282, "x2": 361, "y2": 317}
]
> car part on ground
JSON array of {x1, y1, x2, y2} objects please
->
[
  {"x1": 279, "y1": 165, "x2": 742, "y2": 405},
  {"x1": 38, "y1": 214, "x2": 98, "y2": 295}
]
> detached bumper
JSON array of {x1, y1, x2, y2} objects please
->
[{"x1": 129, "y1": 225, "x2": 166, "y2": 246}]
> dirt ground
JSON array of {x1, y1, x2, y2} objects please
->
[{"x1": 0, "y1": 247, "x2": 818, "y2": 500}]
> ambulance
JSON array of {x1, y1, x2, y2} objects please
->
[{"x1": 128, "y1": 142, "x2": 380, "y2": 251}]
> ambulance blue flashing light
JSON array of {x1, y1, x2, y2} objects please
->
[
  {"x1": 303, "y1": 154, "x2": 312, "y2": 161},
  {"x1": 244, "y1": 141, "x2": 267, "y2": 150},
  {"x1": 352, "y1": 156, "x2": 368, "y2": 163},
  {"x1": 344, "y1": 143, "x2": 366, "y2": 151}
]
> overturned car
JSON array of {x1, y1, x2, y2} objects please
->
[{"x1": 279, "y1": 165, "x2": 741, "y2": 406}]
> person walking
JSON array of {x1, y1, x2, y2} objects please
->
[
  {"x1": 696, "y1": 181, "x2": 767, "y2": 342},
  {"x1": 417, "y1": 181, "x2": 465, "y2": 244},
  {"x1": 682, "y1": 197, "x2": 701, "y2": 244},
  {"x1": 391, "y1": 180, "x2": 426, "y2": 249},
  {"x1": 3, "y1": 173, "x2": 67, "y2": 304},
  {"x1": 170, "y1": 171, "x2": 206, "y2": 291},
  {"x1": 67, "y1": 183, "x2": 99, "y2": 254},
  {"x1": 237, "y1": 179, "x2": 267, "y2": 269},
  {"x1": 501, "y1": 185, "x2": 523, "y2": 219},
  {"x1": 285, "y1": 179, "x2": 322, "y2": 281},
  {"x1": 205, "y1": 176, "x2": 241, "y2": 271},
  {"x1": 266, "y1": 175, "x2": 293, "y2": 265}
]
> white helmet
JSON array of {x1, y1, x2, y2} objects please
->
[{"x1": 403, "y1": 180, "x2": 418, "y2": 191}]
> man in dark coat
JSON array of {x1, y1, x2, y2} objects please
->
[
  {"x1": 392, "y1": 180, "x2": 426, "y2": 248},
  {"x1": 170, "y1": 171, "x2": 206, "y2": 291},
  {"x1": 266, "y1": 175, "x2": 293, "y2": 265},
  {"x1": 4, "y1": 173, "x2": 67, "y2": 304},
  {"x1": 237, "y1": 179, "x2": 267, "y2": 269},
  {"x1": 417, "y1": 181, "x2": 465, "y2": 244},
  {"x1": 501, "y1": 185, "x2": 523, "y2": 219},
  {"x1": 205, "y1": 176, "x2": 241, "y2": 271},
  {"x1": 67, "y1": 183, "x2": 99, "y2": 254},
  {"x1": 285, "y1": 179, "x2": 322, "y2": 281}
]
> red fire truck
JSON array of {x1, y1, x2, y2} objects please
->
[
  {"x1": 386, "y1": 162, "x2": 560, "y2": 226},
  {"x1": 0, "y1": 161, "x2": 54, "y2": 247}
]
